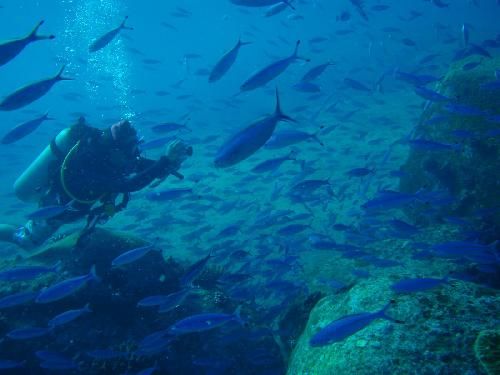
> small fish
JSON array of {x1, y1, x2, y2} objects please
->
[
  {"x1": 151, "y1": 120, "x2": 190, "y2": 134},
  {"x1": 89, "y1": 16, "x2": 133, "y2": 52},
  {"x1": 265, "y1": 1, "x2": 295, "y2": 17},
  {"x1": 0, "y1": 261, "x2": 61, "y2": 281},
  {"x1": 146, "y1": 188, "x2": 193, "y2": 201},
  {"x1": 462, "y1": 61, "x2": 480, "y2": 71},
  {"x1": 265, "y1": 129, "x2": 322, "y2": 149},
  {"x1": 0, "y1": 291, "x2": 37, "y2": 309},
  {"x1": 6, "y1": 326, "x2": 51, "y2": 340},
  {"x1": 414, "y1": 86, "x2": 449, "y2": 102},
  {"x1": 395, "y1": 71, "x2": 440, "y2": 86},
  {"x1": 251, "y1": 150, "x2": 297, "y2": 173},
  {"x1": 48, "y1": 303, "x2": 92, "y2": 327},
  {"x1": 391, "y1": 277, "x2": 448, "y2": 293},
  {"x1": 215, "y1": 89, "x2": 294, "y2": 167},
  {"x1": 346, "y1": 167, "x2": 374, "y2": 177},
  {"x1": 309, "y1": 302, "x2": 398, "y2": 346},
  {"x1": 1, "y1": 112, "x2": 53, "y2": 144},
  {"x1": 139, "y1": 136, "x2": 176, "y2": 151},
  {"x1": 230, "y1": 0, "x2": 285, "y2": 7},
  {"x1": 26, "y1": 200, "x2": 75, "y2": 220},
  {"x1": 0, "y1": 20, "x2": 54, "y2": 67},
  {"x1": 157, "y1": 289, "x2": 191, "y2": 313},
  {"x1": 169, "y1": 306, "x2": 244, "y2": 335},
  {"x1": 240, "y1": 41, "x2": 308, "y2": 92},
  {"x1": 0, "y1": 65, "x2": 72, "y2": 111},
  {"x1": 462, "y1": 23, "x2": 470, "y2": 46},
  {"x1": 300, "y1": 62, "x2": 334, "y2": 82},
  {"x1": 112, "y1": 243, "x2": 158, "y2": 267},
  {"x1": 408, "y1": 139, "x2": 460, "y2": 151},
  {"x1": 292, "y1": 81, "x2": 321, "y2": 93},
  {"x1": 277, "y1": 223, "x2": 310, "y2": 235},
  {"x1": 343, "y1": 78, "x2": 371, "y2": 92},
  {"x1": 209, "y1": 39, "x2": 251, "y2": 83},
  {"x1": 180, "y1": 253, "x2": 213, "y2": 287},
  {"x1": 36, "y1": 265, "x2": 99, "y2": 304},
  {"x1": 443, "y1": 103, "x2": 484, "y2": 116},
  {"x1": 349, "y1": 0, "x2": 368, "y2": 21},
  {"x1": 0, "y1": 360, "x2": 25, "y2": 369}
]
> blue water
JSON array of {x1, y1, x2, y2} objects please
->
[{"x1": 0, "y1": 0, "x2": 499, "y2": 374}]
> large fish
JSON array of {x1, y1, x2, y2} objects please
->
[
  {"x1": 230, "y1": 0, "x2": 284, "y2": 6},
  {"x1": 0, "y1": 66, "x2": 72, "y2": 111},
  {"x1": 214, "y1": 89, "x2": 295, "y2": 167},
  {"x1": 0, "y1": 20, "x2": 54, "y2": 67},
  {"x1": 240, "y1": 40, "x2": 308, "y2": 92},
  {"x1": 89, "y1": 16, "x2": 133, "y2": 53},
  {"x1": 209, "y1": 39, "x2": 251, "y2": 83},
  {"x1": 1, "y1": 112, "x2": 53, "y2": 144}
]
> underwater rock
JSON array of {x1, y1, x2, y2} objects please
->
[
  {"x1": 399, "y1": 56, "x2": 500, "y2": 239},
  {"x1": 474, "y1": 329, "x2": 500, "y2": 375},
  {"x1": 286, "y1": 278, "x2": 498, "y2": 375}
]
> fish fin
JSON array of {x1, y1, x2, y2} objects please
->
[
  {"x1": 291, "y1": 39, "x2": 310, "y2": 62},
  {"x1": 274, "y1": 88, "x2": 296, "y2": 123},
  {"x1": 283, "y1": 0, "x2": 296, "y2": 10},
  {"x1": 56, "y1": 65, "x2": 73, "y2": 81},
  {"x1": 313, "y1": 126, "x2": 325, "y2": 146},
  {"x1": 233, "y1": 305, "x2": 245, "y2": 325},
  {"x1": 378, "y1": 300, "x2": 403, "y2": 322},
  {"x1": 29, "y1": 20, "x2": 55, "y2": 41},
  {"x1": 121, "y1": 16, "x2": 134, "y2": 30},
  {"x1": 238, "y1": 38, "x2": 252, "y2": 47}
]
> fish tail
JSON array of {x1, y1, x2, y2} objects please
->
[
  {"x1": 56, "y1": 65, "x2": 73, "y2": 81},
  {"x1": 29, "y1": 20, "x2": 55, "y2": 41},
  {"x1": 84, "y1": 303, "x2": 92, "y2": 312},
  {"x1": 378, "y1": 300, "x2": 403, "y2": 323},
  {"x1": 52, "y1": 260, "x2": 63, "y2": 273},
  {"x1": 238, "y1": 38, "x2": 252, "y2": 47},
  {"x1": 275, "y1": 88, "x2": 296, "y2": 123},
  {"x1": 292, "y1": 40, "x2": 310, "y2": 62},
  {"x1": 121, "y1": 16, "x2": 134, "y2": 30},
  {"x1": 283, "y1": 0, "x2": 296, "y2": 10},
  {"x1": 232, "y1": 305, "x2": 245, "y2": 326}
]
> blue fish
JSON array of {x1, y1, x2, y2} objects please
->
[
  {"x1": 395, "y1": 71, "x2": 440, "y2": 86},
  {"x1": 391, "y1": 277, "x2": 448, "y2": 293},
  {"x1": 240, "y1": 41, "x2": 308, "y2": 92},
  {"x1": 39, "y1": 359, "x2": 78, "y2": 371},
  {"x1": 230, "y1": 0, "x2": 284, "y2": 7},
  {"x1": 151, "y1": 120, "x2": 190, "y2": 134},
  {"x1": 265, "y1": 1, "x2": 295, "y2": 17},
  {"x1": 0, "y1": 65, "x2": 72, "y2": 111},
  {"x1": 343, "y1": 78, "x2": 371, "y2": 92},
  {"x1": 89, "y1": 16, "x2": 133, "y2": 52},
  {"x1": 0, "y1": 360, "x2": 25, "y2": 369},
  {"x1": 309, "y1": 302, "x2": 398, "y2": 346},
  {"x1": 180, "y1": 253, "x2": 214, "y2": 287},
  {"x1": 36, "y1": 265, "x2": 99, "y2": 304},
  {"x1": 414, "y1": 86, "x2": 449, "y2": 102},
  {"x1": 301, "y1": 62, "x2": 334, "y2": 82},
  {"x1": 111, "y1": 243, "x2": 158, "y2": 267},
  {"x1": 292, "y1": 81, "x2": 321, "y2": 93},
  {"x1": 48, "y1": 303, "x2": 92, "y2": 327},
  {"x1": 139, "y1": 136, "x2": 176, "y2": 151},
  {"x1": 146, "y1": 188, "x2": 193, "y2": 201},
  {"x1": 408, "y1": 139, "x2": 461, "y2": 151},
  {"x1": 265, "y1": 129, "x2": 322, "y2": 149},
  {"x1": 209, "y1": 39, "x2": 251, "y2": 83},
  {"x1": 346, "y1": 167, "x2": 374, "y2": 177},
  {"x1": 6, "y1": 326, "x2": 52, "y2": 340},
  {"x1": 0, "y1": 290, "x2": 37, "y2": 309},
  {"x1": 1, "y1": 112, "x2": 53, "y2": 144},
  {"x1": 86, "y1": 349, "x2": 127, "y2": 360},
  {"x1": 169, "y1": 306, "x2": 243, "y2": 335},
  {"x1": 215, "y1": 89, "x2": 294, "y2": 167},
  {"x1": 251, "y1": 150, "x2": 297, "y2": 173},
  {"x1": 0, "y1": 261, "x2": 61, "y2": 281},
  {"x1": 0, "y1": 20, "x2": 54, "y2": 67},
  {"x1": 26, "y1": 200, "x2": 75, "y2": 220}
]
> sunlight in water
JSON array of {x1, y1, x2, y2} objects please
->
[{"x1": 59, "y1": 0, "x2": 134, "y2": 120}]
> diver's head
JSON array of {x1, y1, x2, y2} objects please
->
[{"x1": 110, "y1": 120, "x2": 139, "y2": 156}]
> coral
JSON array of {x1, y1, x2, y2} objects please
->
[{"x1": 474, "y1": 329, "x2": 500, "y2": 375}]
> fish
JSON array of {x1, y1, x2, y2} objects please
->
[
  {"x1": 265, "y1": 1, "x2": 295, "y2": 17},
  {"x1": 349, "y1": 0, "x2": 369, "y2": 21},
  {"x1": 36, "y1": 265, "x2": 99, "y2": 304},
  {"x1": 146, "y1": 188, "x2": 193, "y2": 201},
  {"x1": 309, "y1": 302, "x2": 398, "y2": 346},
  {"x1": 86, "y1": 349, "x2": 127, "y2": 360},
  {"x1": 407, "y1": 139, "x2": 461, "y2": 151},
  {"x1": 0, "y1": 65, "x2": 72, "y2": 111},
  {"x1": 157, "y1": 289, "x2": 192, "y2": 313},
  {"x1": 346, "y1": 167, "x2": 374, "y2": 177},
  {"x1": 230, "y1": 0, "x2": 284, "y2": 7},
  {"x1": 0, "y1": 261, "x2": 61, "y2": 281},
  {"x1": 111, "y1": 243, "x2": 158, "y2": 267},
  {"x1": 48, "y1": 303, "x2": 92, "y2": 327},
  {"x1": 292, "y1": 81, "x2": 321, "y2": 93},
  {"x1": 300, "y1": 62, "x2": 334, "y2": 82},
  {"x1": 0, "y1": 291, "x2": 37, "y2": 309},
  {"x1": 391, "y1": 277, "x2": 448, "y2": 293},
  {"x1": 240, "y1": 41, "x2": 308, "y2": 92},
  {"x1": 139, "y1": 136, "x2": 176, "y2": 151},
  {"x1": 462, "y1": 23, "x2": 470, "y2": 46},
  {"x1": 414, "y1": 86, "x2": 449, "y2": 102},
  {"x1": 343, "y1": 78, "x2": 371, "y2": 92},
  {"x1": 151, "y1": 120, "x2": 190, "y2": 134},
  {"x1": 395, "y1": 71, "x2": 440, "y2": 86},
  {"x1": 251, "y1": 150, "x2": 297, "y2": 173},
  {"x1": 209, "y1": 39, "x2": 251, "y2": 83},
  {"x1": 265, "y1": 129, "x2": 323, "y2": 149},
  {"x1": 214, "y1": 89, "x2": 294, "y2": 167},
  {"x1": 180, "y1": 253, "x2": 214, "y2": 287},
  {"x1": 6, "y1": 326, "x2": 52, "y2": 340},
  {"x1": 0, "y1": 360, "x2": 25, "y2": 369},
  {"x1": 1, "y1": 112, "x2": 53, "y2": 144},
  {"x1": 89, "y1": 16, "x2": 133, "y2": 52},
  {"x1": 0, "y1": 20, "x2": 54, "y2": 67},
  {"x1": 26, "y1": 200, "x2": 75, "y2": 220},
  {"x1": 169, "y1": 306, "x2": 244, "y2": 335}
]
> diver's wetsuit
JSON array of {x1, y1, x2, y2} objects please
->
[{"x1": 15, "y1": 120, "x2": 175, "y2": 248}]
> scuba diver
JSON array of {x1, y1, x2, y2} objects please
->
[{"x1": 0, "y1": 117, "x2": 193, "y2": 249}]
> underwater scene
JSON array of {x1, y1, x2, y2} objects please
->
[{"x1": 0, "y1": 0, "x2": 499, "y2": 374}]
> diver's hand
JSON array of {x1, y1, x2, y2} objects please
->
[{"x1": 162, "y1": 140, "x2": 193, "y2": 172}]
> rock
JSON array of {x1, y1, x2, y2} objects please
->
[
  {"x1": 474, "y1": 329, "x2": 500, "y2": 375},
  {"x1": 399, "y1": 56, "x2": 500, "y2": 239},
  {"x1": 287, "y1": 278, "x2": 498, "y2": 375}
]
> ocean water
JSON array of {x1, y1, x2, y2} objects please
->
[{"x1": 0, "y1": 0, "x2": 499, "y2": 374}]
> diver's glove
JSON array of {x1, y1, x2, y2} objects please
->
[{"x1": 158, "y1": 140, "x2": 193, "y2": 178}]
